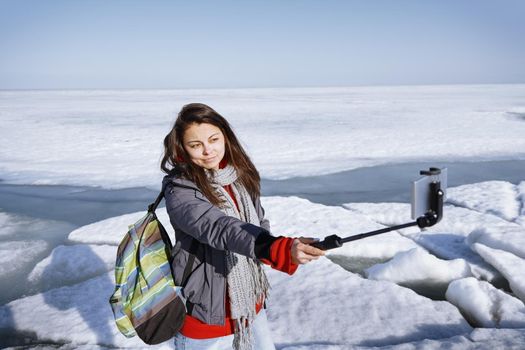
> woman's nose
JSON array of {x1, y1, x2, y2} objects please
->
[{"x1": 202, "y1": 144, "x2": 212, "y2": 155}]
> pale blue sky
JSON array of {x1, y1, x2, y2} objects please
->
[{"x1": 1, "y1": 0, "x2": 524, "y2": 89}]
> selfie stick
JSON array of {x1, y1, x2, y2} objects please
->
[{"x1": 311, "y1": 167, "x2": 444, "y2": 251}]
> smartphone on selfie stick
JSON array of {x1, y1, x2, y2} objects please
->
[{"x1": 311, "y1": 167, "x2": 447, "y2": 251}]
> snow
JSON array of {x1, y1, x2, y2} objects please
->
[
  {"x1": 1, "y1": 85, "x2": 525, "y2": 189},
  {"x1": 0, "y1": 197, "x2": 470, "y2": 348},
  {"x1": 0, "y1": 250, "x2": 472, "y2": 349},
  {"x1": 349, "y1": 328, "x2": 525, "y2": 350},
  {"x1": 465, "y1": 225, "x2": 525, "y2": 303},
  {"x1": 518, "y1": 181, "x2": 525, "y2": 226},
  {"x1": 28, "y1": 244, "x2": 116, "y2": 290},
  {"x1": 365, "y1": 248, "x2": 472, "y2": 286},
  {"x1": 0, "y1": 212, "x2": 16, "y2": 237},
  {"x1": 2, "y1": 86, "x2": 525, "y2": 347},
  {"x1": 263, "y1": 196, "x2": 419, "y2": 261},
  {"x1": 0, "y1": 271, "x2": 172, "y2": 349},
  {"x1": 467, "y1": 225, "x2": 525, "y2": 259},
  {"x1": 0, "y1": 240, "x2": 48, "y2": 279},
  {"x1": 446, "y1": 277, "x2": 525, "y2": 328},
  {"x1": 471, "y1": 243, "x2": 525, "y2": 303},
  {"x1": 67, "y1": 208, "x2": 174, "y2": 245},
  {"x1": 446, "y1": 181, "x2": 520, "y2": 222},
  {"x1": 0, "y1": 210, "x2": 75, "y2": 240},
  {"x1": 344, "y1": 202, "x2": 506, "y2": 282},
  {"x1": 266, "y1": 258, "x2": 471, "y2": 347},
  {"x1": 343, "y1": 203, "x2": 413, "y2": 231},
  {"x1": 346, "y1": 202, "x2": 514, "y2": 238}
]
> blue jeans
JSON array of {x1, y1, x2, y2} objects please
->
[{"x1": 174, "y1": 309, "x2": 276, "y2": 350}]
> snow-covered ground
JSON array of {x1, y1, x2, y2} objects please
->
[
  {"x1": 1, "y1": 85, "x2": 525, "y2": 188},
  {"x1": 1, "y1": 85, "x2": 525, "y2": 348},
  {"x1": 1, "y1": 184, "x2": 525, "y2": 348}
]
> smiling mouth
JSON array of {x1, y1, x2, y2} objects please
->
[{"x1": 204, "y1": 156, "x2": 217, "y2": 162}]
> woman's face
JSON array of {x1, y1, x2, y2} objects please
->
[{"x1": 183, "y1": 123, "x2": 226, "y2": 171}]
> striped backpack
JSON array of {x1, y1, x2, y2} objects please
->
[{"x1": 109, "y1": 191, "x2": 197, "y2": 345}]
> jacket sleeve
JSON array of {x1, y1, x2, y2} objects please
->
[
  {"x1": 165, "y1": 183, "x2": 269, "y2": 260},
  {"x1": 259, "y1": 237, "x2": 299, "y2": 275},
  {"x1": 253, "y1": 195, "x2": 271, "y2": 233}
]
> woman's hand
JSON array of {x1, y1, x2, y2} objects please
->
[{"x1": 291, "y1": 237, "x2": 325, "y2": 264}]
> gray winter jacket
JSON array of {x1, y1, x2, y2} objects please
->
[{"x1": 162, "y1": 171, "x2": 272, "y2": 326}]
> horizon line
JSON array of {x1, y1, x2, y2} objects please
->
[{"x1": 2, "y1": 81, "x2": 525, "y2": 92}]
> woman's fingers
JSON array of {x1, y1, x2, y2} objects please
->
[
  {"x1": 298, "y1": 237, "x2": 325, "y2": 256},
  {"x1": 291, "y1": 237, "x2": 325, "y2": 265},
  {"x1": 298, "y1": 237, "x2": 317, "y2": 244}
]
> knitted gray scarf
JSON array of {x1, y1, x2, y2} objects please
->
[{"x1": 207, "y1": 165, "x2": 270, "y2": 350}]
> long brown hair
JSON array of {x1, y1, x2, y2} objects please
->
[{"x1": 161, "y1": 103, "x2": 261, "y2": 206}]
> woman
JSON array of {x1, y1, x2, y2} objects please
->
[{"x1": 161, "y1": 103, "x2": 324, "y2": 350}]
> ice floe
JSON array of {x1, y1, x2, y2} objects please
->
[
  {"x1": 471, "y1": 243, "x2": 525, "y2": 303},
  {"x1": 0, "y1": 257, "x2": 472, "y2": 348},
  {"x1": 365, "y1": 248, "x2": 472, "y2": 284},
  {"x1": 268, "y1": 258, "x2": 470, "y2": 346},
  {"x1": 0, "y1": 240, "x2": 48, "y2": 279},
  {"x1": 446, "y1": 181, "x2": 520, "y2": 222},
  {"x1": 344, "y1": 202, "x2": 505, "y2": 281},
  {"x1": 0, "y1": 210, "x2": 75, "y2": 241},
  {"x1": 0, "y1": 271, "x2": 171, "y2": 348},
  {"x1": 446, "y1": 277, "x2": 525, "y2": 328},
  {"x1": 518, "y1": 181, "x2": 525, "y2": 226},
  {"x1": 467, "y1": 225, "x2": 525, "y2": 259},
  {"x1": 266, "y1": 257, "x2": 471, "y2": 347},
  {"x1": 28, "y1": 244, "x2": 117, "y2": 290},
  {"x1": 2, "y1": 179, "x2": 525, "y2": 348}
]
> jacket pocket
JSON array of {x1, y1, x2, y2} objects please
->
[{"x1": 181, "y1": 261, "x2": 210, "y2": 311}]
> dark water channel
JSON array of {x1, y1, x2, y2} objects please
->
[{"x1": 1, "y1": 159, "x2": 523, "y2": 227}]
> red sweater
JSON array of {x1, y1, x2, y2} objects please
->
[{"x1": 180, "y1": 184, "x2": 298, "y2": 339}]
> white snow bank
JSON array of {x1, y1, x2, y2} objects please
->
[
  {"x1": 516, "y1": 181, "x2": 525, "y2": 227},
  {"x1": 410, "y1": 232, "x2": 500, "y2": 282},
  {"x1": 467, "y1": 225, "x2": 525, "y2": 259},
  {"x1": 446, "y1": 181, "x2": 520, "y2": 222},
  {"x1": 0, "y1": 198, "x2": 470, "y2": 347},
  {"x1": 365, "y1": 248, "x2": 472, "y2": 285},
  {"x1": 446, "y1": 277, "x2": 525, "y2": 328},
  {"x1": 0, "y1": 240, "x2": 48, "y2": 279},
  {"x1": 0, "y1": 271, "x2": 172, "y2": 349},
  {"x1": 263, "y1": 196, "x2": 418, "y2": 260},
  {"x1": 68, "y1": 208, "x2": 173, "y2": 245},
  {"x1": 266, "y1": 257, "x2": 471, "y2": 347},
  {"x1": 28, "y1": 244, "x2": 116, "y2": 290},
  {"x1": 0, "y1": 258, "x2": 471, "y2": 348},
  {"x1": 472, "y1": 243, "x2": 525, "y2": 303}
]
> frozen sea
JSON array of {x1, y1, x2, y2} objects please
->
[{"x1": 1, "y1": 84, "x2": 525, "y2": 349}]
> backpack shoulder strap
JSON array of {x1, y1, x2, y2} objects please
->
[
  {"x1": 149, "y1": 184, "x2": 200, "y2": 314},
  {"x1": 148, "y1": 190, "x2": 164, "y2": 213}
]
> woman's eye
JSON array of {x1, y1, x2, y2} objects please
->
[
  {"x1": 210, "y1": 138, "x2": 219, "y2": 142},
  {"x1": 190, "y1": 144, "x2": 200, "y2": 149}
]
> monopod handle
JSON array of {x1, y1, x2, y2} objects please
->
[{"x1": 310, "y1": 234, "x2": 343, "y2": 251}]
